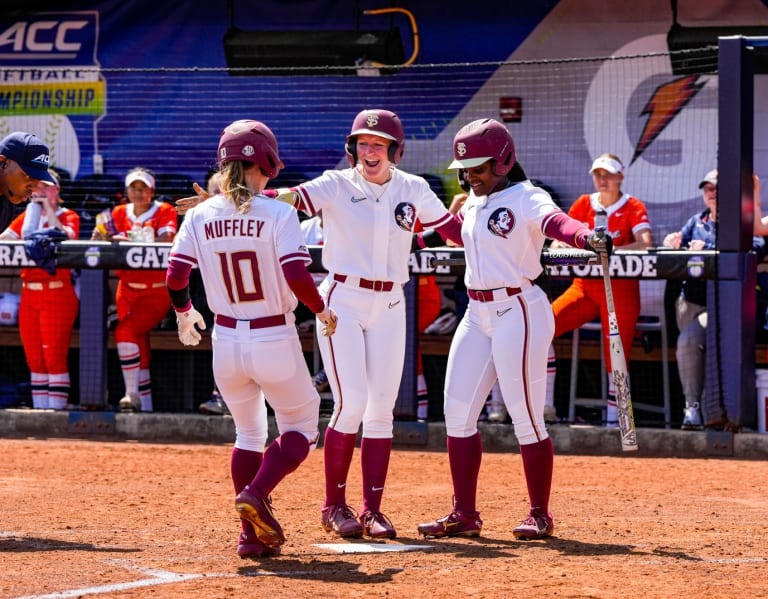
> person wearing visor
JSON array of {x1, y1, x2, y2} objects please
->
[
  {"x1": 93, "y1": 167, "x2": 178, "y2": 413},
  {"x1": 546, "y1": 153, "x2": 653, "y2": 427}
]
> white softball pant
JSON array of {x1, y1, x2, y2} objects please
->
[
  {"x1": 444, "y1": 284, "x2": 554, "y2": 445},
  {"x1": 317, "y1": 280, "x2": 406, "y2": 438},
  {"x1": 212, "y1": 320, "x2": 320, "y2": 452}
]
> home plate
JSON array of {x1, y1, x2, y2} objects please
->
[{"x1": 315, "y1": 543, "x2": 434, "y2": 554}]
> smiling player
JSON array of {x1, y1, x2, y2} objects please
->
[{"x1": 268, "y1": 109, "x2": 464, "y2": 540}]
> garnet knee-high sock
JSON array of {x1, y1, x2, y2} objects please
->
[
  {"x1": 323, "y1": 427, "x2": 358, "y2": 508},
  {"x1": 447, "y1": 433, "x2": 482, "y2": 514},
  {"x1": 361, "y1": 437, "x2": 392, "y2": 513},
  {"x1": 519, "y1": 437, "x2": 554, "y2": 514},
  {"x1": 231, "y1": 448, "x2": 263, "y2": 494},
  {"x1": 248, "y1": 431, "x2": 311, "y2": 497},
  {"x1": 231, "y1": 447, "x2": 263, "y2": 537}
]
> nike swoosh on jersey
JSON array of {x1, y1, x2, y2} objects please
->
[
  {"x1": 371, "y1": 486, "x2": 385, "y2": 492},
  {"x1": 496, "y1": 308, "x2": 513, "y2": 317},
  {"x1": 337, "y1": 483, "x2": 346, "y2": 488},
  {"x1": 351, "y1": 196, "x2": 367, "y2": 203},
  {"x1": 388, "y1": 301, "x2": 401, "y2": 309}
]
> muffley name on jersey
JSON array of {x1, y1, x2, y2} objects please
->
[{"x1": 204, "y1": 219, "x2": 266, "y2": 240}]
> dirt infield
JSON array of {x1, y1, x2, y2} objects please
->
[{"x1": 1, "y1": 437, "x2": 766, "y2": 599}]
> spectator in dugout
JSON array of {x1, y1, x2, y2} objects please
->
[
  {"x1": 0, "y1": 169, "x2": 80, "y2": 410},
  {"x1": 666, "y1": 170, "x2": 766, "y2": 431},
  {"x1": 91, "y1": 167, "x2": 178, "y2": 412},
  {"x1": 545, "y1": 153, "x2": 653, "y2": 426}
]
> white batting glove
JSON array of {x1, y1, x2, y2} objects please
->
[
  {"x1": 176, "y1": 306, "x2": 206, "y2": 346},
  {"x1": 317, "y1": 308, "x2": 338, "y2": 337}
]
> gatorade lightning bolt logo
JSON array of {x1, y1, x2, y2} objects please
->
[{"x1": 630, "y1": 75, "x2": 705, "y2": 165}]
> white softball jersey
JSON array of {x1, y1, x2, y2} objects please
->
[
  {"x1": 460, "y1": 180, "x2": 560, "y2": 290},
  {"x1": 170, "y1": 193, "x2": 312, "y2": 320},
  {"x1": 295, "y1": 167, "x2": 453, "y2": 283}
]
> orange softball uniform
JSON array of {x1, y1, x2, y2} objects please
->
[
  {"x1": 111, "y1": 201, "x2": 178, "y2": 367},
  {"x1": 8, "y1": 208, "x2": 80, "y2": 374},
  {"x1": 552, "y1": 193, "x2": 651, "y2": 372}
]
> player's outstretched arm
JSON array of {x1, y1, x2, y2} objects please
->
[
  {"x1": 412, "y1": 216, "x2": 463, "y2": 251},
  {"x1": 542, "y1": 210, "x2": 592, "y2": 249},
  {"x1": 175, "y1": 182, "x2": 211, "y2": 215}
]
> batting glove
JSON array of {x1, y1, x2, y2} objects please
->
[
  {"x1": 586, "y1": 232, "x2": 613, "y2": 257},
  {"x1": 176, "y1": 306, "x2": 207, "y2": 346},
  {"x1": 317, "y1": 308, "x2": 338, "y2": 337}
]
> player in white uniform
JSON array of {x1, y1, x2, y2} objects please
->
[
  {"x1": 165, "y1": 120, "x2": 337, "y2": 560},
  {"x1": 416, "y1": 118, "x2": 611, "y2": 541},
  {"x1": 269, "y1": 109, "x2": 463, "y2": 540}
]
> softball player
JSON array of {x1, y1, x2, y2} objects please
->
[
  {"x1": 267, "y1": 109, "x2": 463, "y2": 540},
  {"x1": 548, "y1": 153, "x2": 653, "y2": 425},
  {"x1": 93, "y1": 167, "x2": 178, "y2": 412},
  {"x1": 166, "y1": 120, "x2": 337, "y2": 559},
  {"x1": 0, "y1": 170, "x2": 79, "y2": 409},
  {"x1": 416, "y1": 118, "x2": 610, "y2": 541}
]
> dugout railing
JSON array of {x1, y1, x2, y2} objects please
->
[{"x1": 0, "y1": 241, "x2": 733, "y2": 425}]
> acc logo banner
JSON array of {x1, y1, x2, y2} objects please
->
[
  {"x1": 0, "y1": 13, "x2": 105, "y2": 117},
  {"x1": 0, "y1": 13, "x2": 97, "y2": 65}
]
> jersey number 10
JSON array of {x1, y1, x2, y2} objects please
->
[{"x1": 217, "y1": 250, "x2": 265, "y2": 304}]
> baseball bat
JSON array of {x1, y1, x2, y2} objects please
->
[{"x1": 595, "y1": 215, "x2": 638, "y2": 451}]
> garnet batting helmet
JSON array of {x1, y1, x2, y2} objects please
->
[
  {"x1": 448, "y1": 118, "x2": 516, "y2": 177},
  {"x1": 218, "y1": 119, "x2": 285, "y2": 178},
  {"x1": 345, "y1": 109, "x2": 405, "y2": 166}
]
